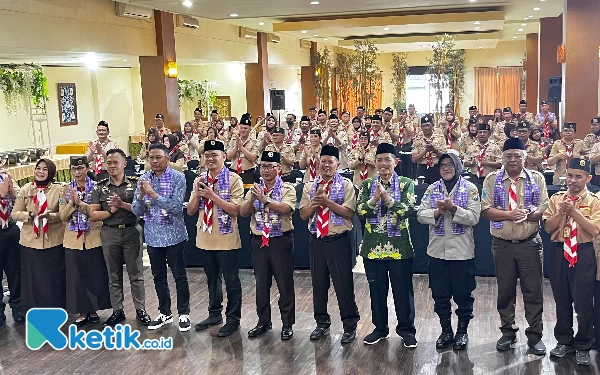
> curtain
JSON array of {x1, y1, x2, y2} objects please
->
[
  {"x1": 496, "y1": 67, "x2": 523, "y2": 113},
  {"x1": 475, "y1": 67, "x2": 498, "y2": 115},
  {"x1": 475, "y1": 67, "x2": 523, "y2": 115}
]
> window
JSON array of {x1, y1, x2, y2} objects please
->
[{"x1": 405, "y1": 67, "x2": 450, "y2": 115}]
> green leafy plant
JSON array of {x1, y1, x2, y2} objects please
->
[
  {"x1": 447, "y1": 48, "x2": 466, "y2": 118},
  {"x1": 0, "y1": 63, "x2": 48, "y2": 115},
  {"x1": 426, "y1": 34, "x2": 455, "y2": 116},
  {"x1": 312, "y1": 47, "x2": 333, "y2": 111},
  {"x1": 335, "y1": 52, "x2": 354, "y2": 111},
  {"x1": 178, "y1": 79, "x2": 218, "y2": 117},
  {"x1": 351, "y1": 40, "x2": 382, "y2": 113},
  {"x1": 390, "y1": 52, "x2": 409, "y2": 114}
]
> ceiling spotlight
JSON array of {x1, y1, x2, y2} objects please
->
[
  {"x1": 258, "y1": 22, "x2": 265, "y2": 25},
  {"x1": 474, "y1": 21, "x2": 480, "y2": 25},
  {"x1": 533, "y1": 7, "x2": 540, "y2": 10},
  {"x1": 513, "y1": 36, "x2": 517, "y2": 39},
  {"x1": 383, "y1": 27, "x2": 390, "y2": 31},
  {"x1": 474, "y1": 26, "x2": 480, "y2": 30},
  {"x1": 527, "y1": 15, "x2": 534, "y2": 18},
  {"x1": 518, "y1": 28, "x2": 523, "y2": 31},
  {"x1": 123, "y1": 59, "x2": 128, "y2": 62},
  {"x1": 313, "y1": 34, "x2": 319, "y2": 37},
  {"x1": 521, "y1": 23, "x2": 527, "y2": 26},
  {"x1": 323, "y1": 38, "x2": 328, "y2": 41},
  {"x1": 468, "y1": 0, "x2": 477, "y2": 2},
  {"x1": 523, "y1": 17, "x2": 529, "y2": 20},
  {"x1": 310, "y1": 1, "x2": 319, "y2": 4},
  {"x1": 83, "y1": 52, "x2": 97, "y2": 69},
  {"x1": 182, "y1": 0, "x2": 193, "y2": 6},
  {"x1": 479, "y1": 46, "x2": 482, "y2": 49},
  {"x1": 229, "y1": 13, "x2": 238, "y2": 17},
  {"x1": 301, "y1": 30, "x2": 307, "y2": 33}
]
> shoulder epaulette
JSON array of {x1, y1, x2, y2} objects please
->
[
  {"x1": 97, "y1": 177, "x2": 109, "y2": 184},
  {"x1": 127, "y1": 175, "x2": 139, "y2": 180}
]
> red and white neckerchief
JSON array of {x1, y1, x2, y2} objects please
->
[
  {"x1": 508, "y1": 177, "x2": 520, "y2": 211},
  {"x1": 398, "y1": 125, "x2": 405, "y2": 147},
  {"x1": 360, "y1": 162, "x2": 369, "y2": 181},
  {"x1": 237, "y1": 139, "x2": 249, "y2": 174},
  {"x1": 168, "y1": 144, "x2": 181, "y2": 158},
  {"x1": 309, "y1": 154, "x2": 318, "y2": 181},
  {"x1": 286, "y1": 129, "x2": 294, "y2": 144},
  {"x1": 477, "y1": 143, "x2": 489, "y2": 178},
  {"x1": 32, "y1": 184, "x2": 48, "y2": 238},
  {"x1": 424, "y1": 137, "x2": 434, "y2": 168},
  {"x1": 351, "y1": 133, "x2": 358, "y2": 150},
  {"x1": 202, "y1": 175, "x2": 217, "y2": 233},
  {"x1": 76, "y1": 186, "x2": 86, "y2": 239},
  {"x1": 316, "y1": 179, "x2": 332, "y2": 238},
  {"x1": 94, "y1": 141, "x2": 108, "y2": 175},
  {"x1": 563, "y1": 195, "x2": 581, "y2": 267},
  {"x1": 0, "y1": 175, "x2": 9, "y2": 229},
  {"x1": 563, "y1": 141, "x2": 574, "y2": 162},
  {"x1": 260, "y1": 186, "x2": 273, "y2": 247},
  {"x1": 596, "y1": 135, "x2": 600, "y2": 143},
  {"x1": 446, "y1": 123, "x2": 454, "y2": 148},
  {"x1": 543, "y1": 118, "x2": 551, "y2": 139},
  {"x1": 370, "y1": 130, "x2": 380, "y2": 143}
]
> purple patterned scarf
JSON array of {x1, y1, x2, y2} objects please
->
[
  {"x1": 367, "y1": 173, "x2": 403, "y2": 237},
  {"x1": 253, "y1": 176, "x2": 284, "y2": 237},
  {"x1": 536, "y1": 112, "x2": 555, "y2": 124},
  {"x1": 430, "y1": 176, "x2": 468, "y2": 235},
  {"x1": 65, "y1": 177, "x2": 95, "y2": 233},
  {"x1": 142, "y1": 167, "x2": 174, "y2": 225},
  {"x1": 308, "y1": 172, "x2": 345, "y2": 234},
  {"x1": 198, "y1": 166, "x2": 233, "y2": 234},
  {"x1": 492, "y1": 167, "x2": 540, "y2": 229}
]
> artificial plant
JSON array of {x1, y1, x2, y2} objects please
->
[
  {"x1": 426, "y1": 34, "x2": 455, "y2": 117},
  {"x1": 390, "y1": 52, "x2": 409, "y2": 115},
  {"x1": 447, "y1": 48, "x2": 466, "y2": 118},
  {"x1": 335, "y1": 52, "x2": 353, "y2": 112},
  {"x1": 178, "y1": 79, "x2": 218, "y2": 118},
  {"x1": 351, "y1": 40, "x2": 382, "y2": 114},
  {"x1": 312, "y1": 47, "x2": 333, "y2": 111},
  {"x1": 0, "y1": 63, "x2": 49, "y2": 115}
]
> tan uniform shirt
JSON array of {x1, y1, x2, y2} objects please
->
[
  {"x1": 12, "y1": 183, "x2": 65, "y2": 249},
  {"x1": 492, "y1": 121, "x2": 508, "y2": 142},
  {"x1": 391, "y1": 120, "x2": 414, "y2": 146},
  {"x1": 543, "y1": 190, "x2": 600, "y2": 244},
  {"x1": 85, "y1": 139, "x2": 119, "y2": 172},
  {"x1": 264, "y1": 143, "x2": 296, "y2": 175},
  {"x1": 481, "y1": 169, "x2": 549, "y2": 241},
  {"x1": 193, "y1": 172, "x2": 243, "y2": 250},
  {"x1": 464, "y1": 142, "x2": 502, "y2": 177},
  {"x1": 516, "y1": 112, "x2": 536, "y2": 124},
  {"x1": 440, "y1": 122, "x2": 461, "y2": 151},
  {"x1": 588, "y1": 141, "x2": 600, "y2": 176},
  {"x1": 347, "y1": 146, "x2": 376, "y2": 186},
  {"x1": 156, "y1": 127, "x2": 172, "y2": 140},
  {"x1": 406, "y1": 114, "x2": 420, "y2": 139},
  {"x1": 300, "y1": 145, "x2": 322, "y2": 183},
  {"x1": 58, "y1": 185, "x2": 103, "y2": 250},
  {"x1": 459, "y1": 135, "x2": 477, "y2": 159},
  {"x1": 192, "y1": 120, "x2": 207, "y2": 137},
  {"x1": 369, "y1": 130, "x2": 392, "y2": 145},
  {"x1": 245, "y1": 182, "x2": 296, "y2": 235},
  {"x1": 322, "y1": 130, "x2": 349, "y2": 169},
  {"x1": 412, "y1": 134, "x2": 447, "y2": 165},
  {"x1": 524, "y1": 140, "x2": 543, "y2": 171},
  {"x1": 549, "y1": 140, "x2": 587, "y2": 185},
  {"x1": 227, "y1": 137, "x2": 259, "y2": 172},
  {"x1": 299, "y1": 177, "x2": 356, "y2": 236}
]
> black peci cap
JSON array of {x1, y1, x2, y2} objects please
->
[
  {"x1": 502, "y1": 137, "x2": 525, "y2": 151},
  {"x1": 155, "y1": 114, "x2": 164, "y2": 119},
  {"x1": 329, "y1": 114, "x2": 338, "y2": 120},
  {"x1": 272, "y1": 127, "x2": 285, "y2": 134},
  {"x1": 469, "y1": 105, "x2": 477, "y2": 111},
  {"x1": 372, "y1": 115, "x2": 382, "y2": 121},
  {"x1": 477, "y1": 123, "x2": 490, "y2": 131},
  {"x1": 568, "y1": 158, "x2": 591, "y2": 174},
  {"x1": 309, "y1": 128, "x2": 321, "y2": 135},
  {"x1": 300, "y1": 115, "x2": 310, "y2": 122},
  {"x1": 421, "y1": 115, "x2": 433, "y2": 124},
  {"x1": 204, "y1": 140, "x2": 225, "y2": 152},
  {"x1": 376, "y1": 142, "x2": 396, "y2": 156},
  {"x1": 563, "y1": 122, "x2": 576, "y2": 131},
  {"x1": 240, "y1": 117, "x2": 251, "y2": 125},
  {"x1": 320, "y1": 145, "x2": 339, "y2": 159},
  {"x1": 70, "y1": 156, "x2": 88, "y2": 167},
  {"x1": 519, "y1": 100, "x2": 527, "y2": 105},
  {"x1": 318, "y1": 109, "x2": 327, "y2": 115},
  {"x1": 261, "y1": 151, "x2": 281, "y2": 163}
]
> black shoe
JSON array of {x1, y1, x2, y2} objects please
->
[
  {"x1": 496, "y1": 336, "x2": 517, "y2": 351},
  {"x1": 194, "y1": 316, "x2": 223, "y2": 331},
  {"x1": 248, "y1": 322, "x2": 272, "y2": 338},
  {"x1": 550, "y1": 344, "x2": 575, "y2": 358},
  {"x1": 148, "y1": 313, "x2": 173, "y2": 330},
  {"x1": 136, "y1": 309, "x2": 151, "y2": 325},
  {"x1": 575, "y1": 350, "x2": 591, "y2": 366},
  {"x1": 341, "y1": 331, "x2": 356, "y2": 344},
  {"x1": 363, "y1": 330, "x2": 390, "y2": 345},
  {"x1": 74, "y1": 316, "x2": 89, "y2": 329},
  {"x1": 436, "y1": 319, "x2": 454, "y2": 349},
  {"x1": 402, "y1": 334, "x2": 418, "y2": 348},
  {"x1": 281, "y1": 325, "x2": 293, "y2": 341},
  {"x1": 453, "y1": 320, "x2": 469, "y2": 351},
  {"x1": 527, "y1": 340, "x2": 546, "y2": 356},
  {"x1": 104, "y1": 310, "x2": 125, "y2": 326},
  {"x1": 88, "y1": 314, "x2": 101, "y2": 324},
  {"x1": 12, "y1": 308, "x2": 25, "y2": 323},
  {"x1": 217, "y1": 322, "x2": 240, "y2": 337},
  {"x1": 310, "y1": 326, "x2": 330, "y2": 341},
  {"x1": 0, "y1": 311, "x2": 6, "y2": 327}
]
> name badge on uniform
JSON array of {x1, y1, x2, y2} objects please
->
[{"x1": 563, "y1": 227, "x2": 571, "y2": 238}]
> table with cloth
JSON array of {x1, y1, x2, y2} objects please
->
[{"x1": 5, "y1": 157, "x2": 72, "y2": 186}]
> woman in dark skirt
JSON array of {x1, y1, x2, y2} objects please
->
[
  {"x1": 59, "y1": 156, "x2": 111, "y2": 327},
  {"x1": 11, "y1": 159, "x2": 66, "y2": 311}
]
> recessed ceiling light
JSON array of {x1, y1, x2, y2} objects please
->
[
  {"x1": 518, "y1": 28, "x2": 523, "y2": 31},
  {"x1": 182, "y1": 0, "x2": 193, "y2": 7},
  {"x1": 229, "y1": 13, "x2": 238, "y2": 17},
  {"x1": 533, "y1": 7, "x2": 540, "y2": 11},
  {"x1": 516, "y1": 32, "x2": 520, "y2": 35},
  {"x1": 513, "y1": 36, "x2": 517, "y2": 39},
  {"x1": 383, "y1": 27, "x2": 390, "y2": 31},
  {"x1": 123, "y1": 59, "x2": 128, "y2": 62},
  {"x1": 523, "y1": 17, "x2": 529, "y2": 20},
  {"x1": 468, "y1": 0, "x2": 477, "y2": 2},
  {"x1": 527, "y1": 15, "x2": 533, "y2": 18},
  {"x1": 474, "y1": 21, "x2": 480, "y2": 25},
  {"x1": 258, "y1": 22, "x2": 265, "y2": 25},
  {"x1": 479, "y1": 46, "x2": 482, "y2": 49},
  {"x1": 521, "y1": 23, "x2": 527, "y2": 26},
  {"x1": 474, "y1": 26, "x2": 480, "y2": 30},
  {"x1": 301, "y1": 30, "x2": 307, "y2": 34},
  {"x1": 323, "y1": 38, "x2": 328, "y2": 41},
  {"x1": 310, "y1": 1, "x2": 319, "y2": 4},
  {"x1": 313, "y1": 34, "x2": 319, "y2": 37}
]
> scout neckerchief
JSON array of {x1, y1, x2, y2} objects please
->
[
  {"x1": 32, "y1": 182, "x2": 49, "y2": 238},
  {"x1": 424, "y1": 135, "x2": 434, "y2": 168},
  {"x1": 0, "y1": 174, "x2": 13, "y2": 229},
  {"x1": 491, "y1": 167, "x2": 540, "y2": 229},
  {"x1": 563, "y1": 194, "x2": 581, "y2": 267},
  {"x1": 253, "y1": 176, "x2": 284, "y2": 247},
  {"x1": 398, "y1": 123, "x2": 405, "y2": 148},
  {"x1": 430, "y1": 176, "x2": 468, "y2": 235},
  {"x1": 477, "y1": 143, "x2": 489, "y2": 178},
  {"x1": 537, "y1": 112, "x2": 555, "y2": 140},
  {"x1": 168, "y1": 144, "x2": 181, "y2": 158},
  {"x1": 309, "y1": 173, "x2": 345, "y2": 237},
  {"x1": 367, "y1": 173, "x2": 403, "y2": 236},
  {"x1": 351, "y1": 132, "x2": 359, "y2": 150},
  {"x1": 237, "y1": 138, "x2": 250, "y2": 174},
  {"x1": 286, "y1": 129, "x2": 293, "y2": 144},
  {"x1": 308, "y1": 146, "x2": 320, "y2": 181},
  {"x1": 446, "y1": 122, "x2": 455, "y2": 148},
  {"x1": 141, "y1": 167, "x2": 174, "y2": 226},
  {"x1": 562, "y1": 140, "x2": 574, "y2": 163},
  {"x1": 359, "y1": 146, "x2": 369, "y2": 182},
  {"x1": 65, "y1": 177, "x2": 95, "y2": 238},
  {"x1": 198, "y1": 167, "x2": 233, "y2": 234},
  {"x1": 94, "y1": 140, "x2": 108, "y2": 175}
]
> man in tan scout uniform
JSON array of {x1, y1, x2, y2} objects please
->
[
  {"x1": 347, "y1": 131, "x2": 376, "y2": 186},
  {"x1": 412, "y1": 115, "x2": 447, "y2": 184},
  {"x1": 227, "y1": 116, "x2": 259, "y2": 186},
  {"x1": 543, "y1": 158, "x2": 600, "y2": 366},
  {"x1": 516, "y1": 100, "x2": 535, "y2": 124},
  {"x1": 263, "y1": 127, "x2": 296, "y2": 182},
  {"x1": 516, "y1": 122, "x2": 544, "y2": 171},
  {"x1": 461, "y1": 106, "x2": 479, "y2": 133},
  {"x1": 369, "y1": 115, "x2": 395, "y2": 147},
  {"x1": 322, "y1": 114, "x2": 349, "y2": 169},
  {"x1": 586, "y1": 117, "x2": 600, "y2": 186},
  {"x1": 548, "y1": 122, "x2": 587, "y2": 185},
  {"x1": 187, "y1": 140, "x2": 243, "y2": 337},
  {"x1": 464, "y1": 123, "x2": 502, "y2": 185}
]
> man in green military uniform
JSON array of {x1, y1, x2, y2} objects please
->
[
  {"x1": 357, "y1": 142, "x2": 418, "y2": 348},
  {"x1": 89, "y1": 148, "x2": 150, "y2": 326}
]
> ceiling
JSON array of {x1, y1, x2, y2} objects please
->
[{"x1": 128, "y1": 0, "x2": 562, "y2": 51}]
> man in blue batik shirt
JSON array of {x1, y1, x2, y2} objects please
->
[{"x1": 132, "y1": 143, "x2": 191, "y2": 332}]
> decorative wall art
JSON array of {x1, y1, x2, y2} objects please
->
[{"x1": 57, "y1": 83, "x2": 78, "y2": 126}]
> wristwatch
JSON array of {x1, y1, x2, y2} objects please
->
[{"x1": 265, "y1": 198, "x2": 273, "y2": 206}]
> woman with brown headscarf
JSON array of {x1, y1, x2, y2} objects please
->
[{"x1": 11, "y1": 159, "x2": 66, "y2": 311}]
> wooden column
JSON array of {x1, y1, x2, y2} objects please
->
[
  {"x1": 525, "y1": 33, "x2": 539, "y2": 113},
  {"x1": 301, "y1": 42, "x2": 318, "y2": 115},
  {"x1": 139, "y1": 10, "x2": 180, "y2": 131},
  {"x1": 562, "y1": 0, "x2": 600, "y2": 136},
  {"x1": 331, "y1": 73, "x2": 338, "y2": 111},
  {"x1": 538, "y1": 15, "x2": 562, "y2": 110},
  {"x1": 245, "y1": 32, "x2": 270, "y2": 118}
]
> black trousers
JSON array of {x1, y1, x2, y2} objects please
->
[
  {"x1": 200, "y1": 248, "x2": 242, "y2": 323},
  {"x1": 594, "y1": 281, "x2": 600, "y2": 349},
  {"x1": 309, "y1": 233, "x2": 360, "y2": 332},
  {"x1": 416, "y1": 163, "x2": 441, "y2": 185},
  {"x1": 0, "y1": 224, "x2": 20, "y2": 312},
  {"x1": 549, "y1": 243, "x2": 596, "y2": 350},
  {"x1": 148, "y1": 241, "x2": 190, "y2": 316},
  {"x1": 250, "y1": 232, "x2": 295, "y2": 326},
  {"x1": 364, "y1": 258, "x2": 416, "y2": 337},
  {"x1": 428, "y1": 257, "x2": 476, "y2": 322},
  {"x1": 491, "y1": 236, "x2": 544, "y2": 344}
]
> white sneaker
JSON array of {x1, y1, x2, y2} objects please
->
[
  {"x1": 148, "y1": 313, "x2": 173, "y2": 330},
  {"x1": 179, "y1": 315, "x2": 191, "y2": 332}
]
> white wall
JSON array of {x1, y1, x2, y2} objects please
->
[{"x1": 268, "y1": 67, "x2": 302, "y2": 116}]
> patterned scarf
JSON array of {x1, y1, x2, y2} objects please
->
[
  {"x1": 424, "y1": 136, "x2": 434, "y2": 168},
  {"x1": 308, "y1": 173, "x2": 345, "y2": 234},
  {"x1": 562, "y1": 141, "x2": 574, "y2": 162},
  {"x1": 351, "y1": 133, "x2": 358, "y2": 150},
  {"x1": 430, "y1": 176, "x2": 468, "y2": 235},
  {"x1": 367, "y1": 173, "x2": 403, "y2": 236},
  {"x1": 141, "y1": 167, "x2": 174, "y2": 225},
  {"x1": 198, "y1": 167, "x2": 233, "y2": 234},
  {"x1": 32, "y1": 183, "x2": 48, "y2": 238},
  {"x1": 537, "y1": 112, "x2": 555, "y2": 139},
  {"x1": 65, "y1": 177, "x2": 95, "y2": 237},
  {"x1": 253, "y1": 176, "x2": 284, "y2": 237},
  {"x1": 492, "y1": 167, "x2": 540, "y2": 229},
  {"x1": 0, "y1": 174, "x2": 13, "y2": 229}
]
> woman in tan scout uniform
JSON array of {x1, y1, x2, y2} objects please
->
[
  {"x1": 227, "y1": 117, "x2": 259, "y2": 186},
  {"x1": 348, "y1": 131, "x2": 376, "y2": 186},
  {"x1": 59, "y1": 156, "x2": 111, "y2": 328},
  {"x1": 12, "y1": 159, "x2": 66, "y2": 311},
  {"x1": 299, "y1": 128, "x2": 323, "y2": 183}
]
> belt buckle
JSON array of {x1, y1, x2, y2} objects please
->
[{"x1": 118, "y1": 224, "x2": 125, "y2": 229}]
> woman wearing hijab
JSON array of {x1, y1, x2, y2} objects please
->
[
  {"x1": 59, "y1": 156, "x2": 111, "y2": 327},
  {"x1": 442, "y1": 111, "x2": 461, "y2": 151},
  {"x1": 183, "y1": 121, "x2": 200, "y2": 161},
  {"x1": 459, "y1": 116, "x2": 478, "y2": 159},
  {"x1": 417, "y1": 152, "x2": 481, "y2": 351},
  {"x1": 162, "y1": 134, "x2": 187, "y2": 172},
  {"x1": 139, "y1": 127, "x2": 160, "y2": 165},
  {"x1": 12, "y1": 159, "x2": 66, "y2": 311}
]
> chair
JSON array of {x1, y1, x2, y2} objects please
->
[{"x1": 184, "y1": 170, "x2": 198, "y2": 201}]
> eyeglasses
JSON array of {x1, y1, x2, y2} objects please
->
[
  {"x1": 147, "y1": 155, "x2": 166, "y2": 161},
  {"x1": 70, "y1": 166, "x2": 87, "y2": 172},
  {"x1": 504, "y1": 154, "x2": 523, "y2": 160},
  {"x1": 440, "y1": 163, "x2": 455, "y2": 170},
  {"x1": 259, "y1": 165, "x2": 279, "y2": 171}
]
